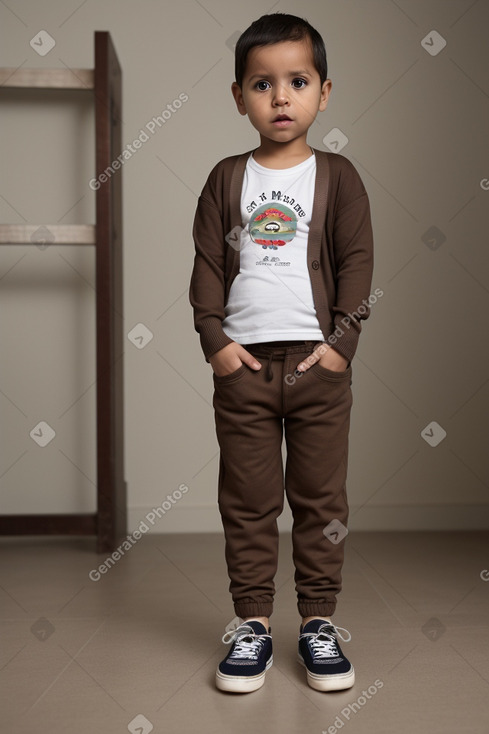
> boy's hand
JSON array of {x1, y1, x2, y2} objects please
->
[
  {"x1": 296, "y1": 344, "x2": 349, "y2": 373},
  {"x1": 209, "y1": 342, "x2": 262, "y2": 377}
]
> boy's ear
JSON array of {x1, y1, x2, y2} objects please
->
[
  {"x1": 231, "y1": 81, "x2": 248, "y2": 116},
  {"x1": 319, "y1": 79, "x2": 333, "y2": 112}
]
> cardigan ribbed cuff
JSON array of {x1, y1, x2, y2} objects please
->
[
  {"x1": 322, "y1": 315, "x2": 363, "y2": 364},
  {"x1": 198, "y1": 317, "x2": 234, "y2": 362}
]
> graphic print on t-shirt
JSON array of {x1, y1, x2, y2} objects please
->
[{"x1": 249, "y1": 203, "x2": 297, "y2": 249}]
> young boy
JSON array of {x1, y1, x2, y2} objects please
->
[{"x1": 189, "y1": 12, "x2": 373, "y2": 694}]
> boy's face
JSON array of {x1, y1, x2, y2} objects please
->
[{"x1": 231, "y1": 38, "x2": 331, "y2": 148}]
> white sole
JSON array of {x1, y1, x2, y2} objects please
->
[
  {"x1": 298, "y1": 654, "x2": 355, "y2": 691},
  {"x1": 216, "y1": 655, "x2": 273, "y2": 693}
]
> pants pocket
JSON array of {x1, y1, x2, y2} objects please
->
[
  {"x1": 212, "y1": 363, "x2": 248, "y2": 384},
  {"x1": 310, "y1": 362, "x2": 352, "y2": 383}
]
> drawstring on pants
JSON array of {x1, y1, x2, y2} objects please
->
[
  {"x1": 266, "y1": 352, "x2": 274, "y2": 381},
  {"x1": 244, "y1": 341, "x2": 321, "y2": 383}
]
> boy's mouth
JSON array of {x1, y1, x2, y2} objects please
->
[{"x1": 272, "y1": 114, "x2": 293, "y2": 127}]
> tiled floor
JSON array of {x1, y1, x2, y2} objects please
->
[{"x1": 1, "y1": 531, "x2": 488, "y2": 733}]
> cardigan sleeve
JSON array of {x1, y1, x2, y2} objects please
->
[
  {"x1": 329, "y1": 156, "x2": 374, "y2": 362},
  {"x1": 189, "y1": 168, "x2": 234, "y2": 362}
]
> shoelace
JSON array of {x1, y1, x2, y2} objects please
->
[
  {"x1": 299, "y1": 623, "x2": 351, "y2": 660},
  {"x1": 221, "y1": 624, "x2": 272, "y2": 660}
]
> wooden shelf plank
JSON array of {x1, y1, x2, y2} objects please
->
[
  {"x1": 0, "y1": 67, "x2": 94, "y2": 89},
  {"x1": 0, "y1": 224, "x2": 96, "y2": 245}
]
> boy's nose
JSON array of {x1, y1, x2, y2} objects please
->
[{"x1": 272, "y1": 86, "x2": 289, "y2": 106}]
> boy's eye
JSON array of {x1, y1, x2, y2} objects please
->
[{"x1": 254, "y1": 78, "x2": 307, "y2": 91}]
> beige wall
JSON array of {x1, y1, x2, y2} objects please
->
[{"x1": 1, "y1": 0, "x2": 488, "y2": 533}]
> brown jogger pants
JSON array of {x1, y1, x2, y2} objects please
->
[{"x1": 212, "y1": 340, "x2": 353, "y2": 620}]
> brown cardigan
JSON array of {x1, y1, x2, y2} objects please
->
[{"x1": 189, "y1": 148, "x2": 374, "y2": 363}]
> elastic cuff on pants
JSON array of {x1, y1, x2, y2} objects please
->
[
  {"x1": 234, "y1": 600, "x2": 273, "y2": 619},
  {"x1": 297, "y1": 599, "x2": 337, "y2": 618}
]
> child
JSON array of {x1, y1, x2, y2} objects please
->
[{"x1": 189, "y1": 12, "x2": 374, "y2": 694}]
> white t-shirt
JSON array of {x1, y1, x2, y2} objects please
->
[{"x1": 221, "y1": 151, "x2": 325, "y2": 344}]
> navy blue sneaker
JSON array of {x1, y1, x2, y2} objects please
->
[
  {"x1": 216, "y1": 620, "x2": 273, "y2": 692},
  {"x1": 298, "y1": 619, "x2": 355, "y2": 691}
]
